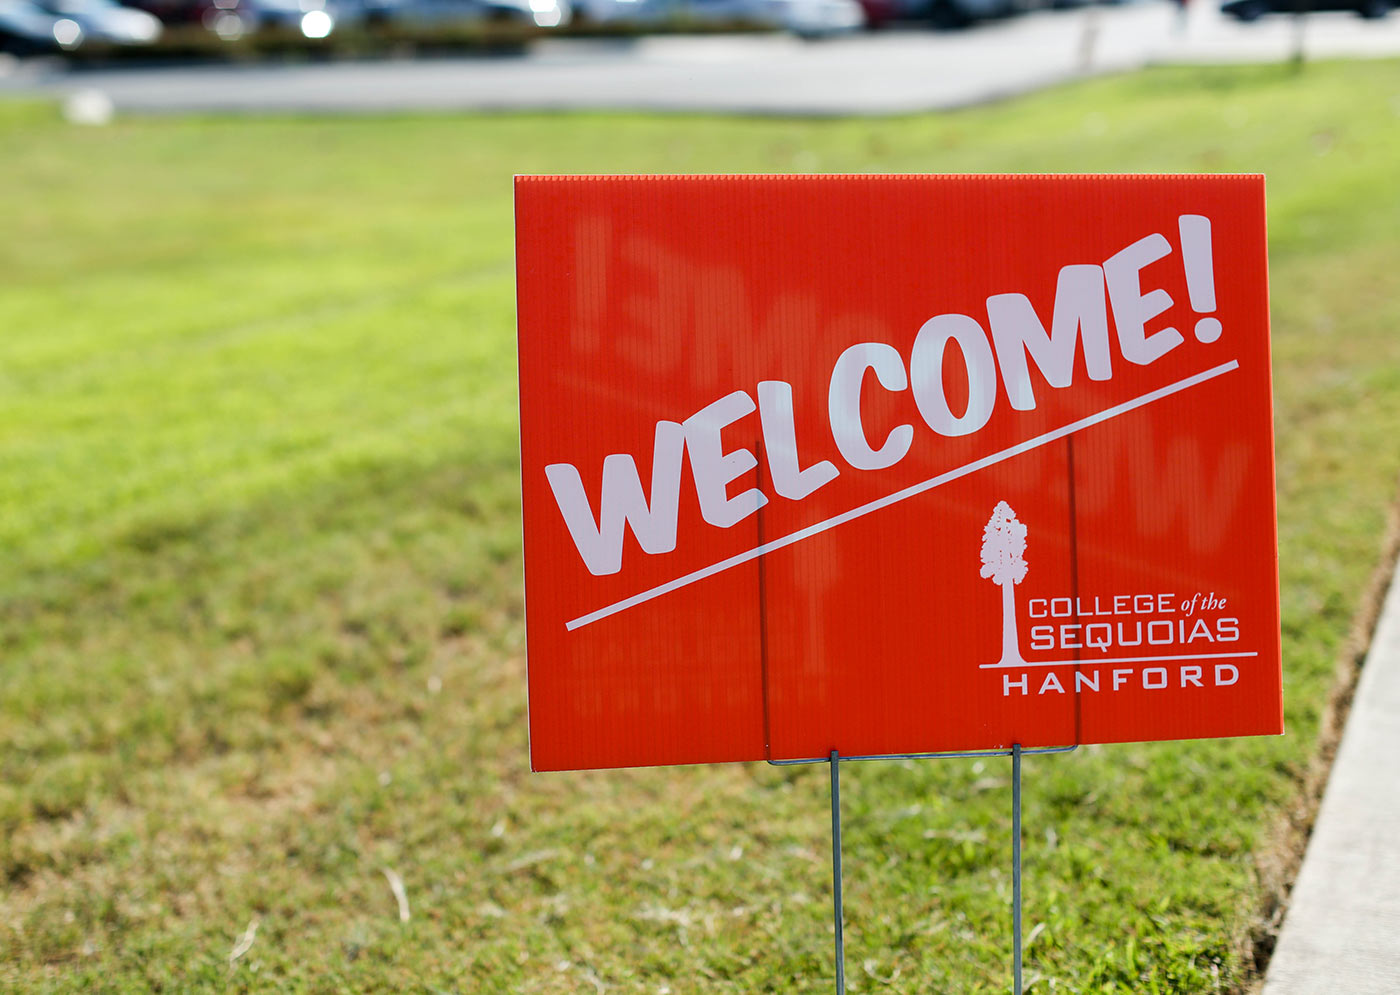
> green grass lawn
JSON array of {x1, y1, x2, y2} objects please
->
[{"x1": 2, "y1": 60, "x2": 1399, "y2": 993}]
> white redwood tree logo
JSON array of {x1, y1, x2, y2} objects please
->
[{"x1": 981, "y1": 501, "x2": 1029, "y2": 667}]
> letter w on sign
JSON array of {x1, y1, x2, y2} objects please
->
[{"x1": 514, "y1": 174, "x2": 1282, "y2": 772}]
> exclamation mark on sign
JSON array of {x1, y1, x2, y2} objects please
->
[{"x1": 1178, "y1": 214, "x2": 1222, "y2": 344}]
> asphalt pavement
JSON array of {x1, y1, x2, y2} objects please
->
[{"x1": 2, "y1": 4, "x2": 1399, "y2": 114}]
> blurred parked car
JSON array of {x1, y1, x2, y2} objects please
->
[
  {"x1": 38, "y1": 0, "x2": 160, "y2": 41},
  {"x1": 367, "y1": 0, "x2": 571, "y2": 29},
  {"x1": 118, "y1": 0, "x2": 203, "y2": 25},
  {"x1": 853, "y1": 0, "x2": 899, "y2": 26},
  {"x1": 1222, "y1": 0, "x2": 1391, "y2": 16},
  {"x1": 899, "y1": 0, "x2": 1031, "y2": 27},
  {"x1": 569, "y1": 0, "x2": 662, "y2": 23},
  {"x1": 663, "y1": 0, "x2": 864, "y2": 34},
  {"x1": 0, "y1": 0, "x2": 83, "y2": 51},
  {"x1": 122, "y1": 0, "x2": 350, "y2": 38},
  {"x1": 214, "y1": 0, "x2": 346, "y2": 38},
  {"x1": 783, "y1": 0, "x2": 863, "y2": 33}
]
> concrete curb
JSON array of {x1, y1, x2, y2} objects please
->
[{"x1": 1262, "y1": 555, "x2": 1400, "y2": 993}]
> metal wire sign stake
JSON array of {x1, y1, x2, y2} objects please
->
[{"x1": 773, "y1": 742, "x2": 1077, "y2": 995}]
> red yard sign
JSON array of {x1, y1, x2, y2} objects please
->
[{"x1": 515, "y1": 174, "x2": 1282, "y2": 773}]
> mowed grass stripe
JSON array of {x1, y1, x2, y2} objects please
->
[
  {"x1": 0, "y1": 265, "x2": 517, "y2": 568},
  {"x1": 1, "y1": 61, "x2": 1399, "y2": 992}
]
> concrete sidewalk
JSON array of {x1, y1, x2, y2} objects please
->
[{"x1": 1263, "y1": 554, "x2": 1400, "y2": 994}]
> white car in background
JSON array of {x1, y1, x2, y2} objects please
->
[
  {"x1": 661, "y1": 0, "x2": 863, "y2": 34},
  {"x1": 0, "y1": 0, "x2": 85, "y2": 51},
  {"x1": 38, "y1": 0, "x2": 160, "y2": 41},
  {"x1": 779, "y1": 0, "x2": 862, "y2": 33}
]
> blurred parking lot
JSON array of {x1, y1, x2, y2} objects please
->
[{"x1": 2, "y1": 3, "x2": 1399, "y2": 114}]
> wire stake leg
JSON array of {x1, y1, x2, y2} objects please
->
[
  {"x1": 1012, "y1": 743, "x2": 1023, "y2": 995},
  {"x1": 830, "y1": 749, "x2": 845, "y2": 995}
]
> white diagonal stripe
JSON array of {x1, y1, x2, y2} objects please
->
[{"x1": 566, "y1": 359, "x2": 1241, "y2": 632}]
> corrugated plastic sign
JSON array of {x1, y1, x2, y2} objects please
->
[{"x1": 515, "y1": 174, "x2": 1282, "y2": 773}]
